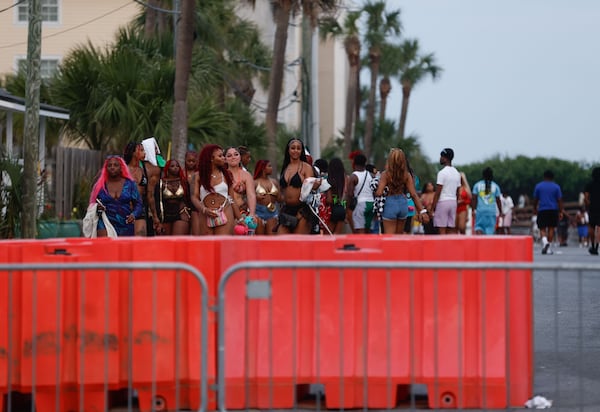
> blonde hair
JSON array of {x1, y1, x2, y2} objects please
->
[{"x1": 386, "y1": 148, "x2": 408, "y2": 193}]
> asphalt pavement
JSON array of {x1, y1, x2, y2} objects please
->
[{"x1": 530, "y1": 239, "x2": 600, "y2": 412}]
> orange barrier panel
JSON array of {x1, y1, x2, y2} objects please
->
[
  {"x1": 10, "y1": 240, "x2": 111, "y2": 412},
  {"x1": 217, "y1": 236, "x2": 337, "y2": 409},
  {"x1": 123, "y1": 237, "x2": 217, "y2": 412},
  {"x1": 69, "y1": 237, "x2": 217, "y2": 412},
  {"x1": 0, "y1": 242, "x2": 26, "y2": 396},
  {"x1": 345, "y1": 235, "x2": 533, "y2": 409},
  {"x1": 217, "y1": 235, "x2": 532, "y2": 410},
  {"x1": 2, "y1": 235, "x2": 533, "y2": 411},
  {"x1": 0, "y1": 237, "x2": 217, "y2": 412}
]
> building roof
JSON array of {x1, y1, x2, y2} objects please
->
[{"x1": 0, "y1": 88, "x2": 69, "y2": 120}]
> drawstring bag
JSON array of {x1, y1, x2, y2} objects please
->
[
  {"x1": 206, "y1": 197, "x2": 228, "y2": 228},
  {"x1": 206, "y1": 208, "x2": 228, "y2": 227}
]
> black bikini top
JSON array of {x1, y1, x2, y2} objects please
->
[
  {"x1": 139, "y1": 162, "x2": 148, "y2": 187},
  {"x1": 280, "y1": 165, "x2": 303, "y2": 189}
]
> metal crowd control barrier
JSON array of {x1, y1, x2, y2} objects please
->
[
  {"x1": 0, "y1": 262, "x2": 209, "y2": 412},
  {"x1": 217, "y1": 260, "x2": 600, "y2": 412}
]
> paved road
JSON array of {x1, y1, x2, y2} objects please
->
[{"x1": 530, "y1": 241, "x2": 600, "y2": 412}]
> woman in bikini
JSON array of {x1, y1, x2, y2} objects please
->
[
  {"x1": 123, "y1": 141, "x2": 148, "y2": 236},
  {"x1": 278, "y1": 138, "x2": 319, "y2": 234},
  {"x1": 191, "y1": 144, "x2": 241, "y2": 235},
  {"x1": 155, "y1": 159, "x2": 191, "y2": 235},
  {"x1": 456, "y1": 171, "x2": 472, "y2": 234},
  {"x1": 225, "y1": 147, "x2": 257, "y2": 220},
  {"x1": 253, "y1": 160, "x2": 281, "y2": 235},
  {"x1": 184, "y1": 150, "x2": 201, "y2": 235}
]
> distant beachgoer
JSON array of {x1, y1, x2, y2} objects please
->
[
  {"x1": 431, "y1": 148, "x2": 461, "y2": 234},
  {"x1": 584, "y1": 167, "x2": 600, "y2": 255},
  {"x1": 533, "y1": 170, "x2": 565, "y2": 255},
  {"x1": 471, "y1": 167, "x2": 503, "y2": 235}
]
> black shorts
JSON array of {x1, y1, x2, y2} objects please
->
[
  {"x1": 589, "y1": 213, "x2": 600, "y2": 227},
  {"x1": 537, "y1": 209, "x2": 559, "y2": 229}
]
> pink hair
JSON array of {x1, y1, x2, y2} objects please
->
[{"x1": 89, "y1": 156, "x2": 133, "y2": 204}]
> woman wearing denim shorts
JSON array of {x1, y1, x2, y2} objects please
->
[{"x1": 374, "y1": 149, "x2": 429, "y2": 234}]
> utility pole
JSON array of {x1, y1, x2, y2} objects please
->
[{"x1": 22, "y1": 0, "x2": 42, "y2": 238}]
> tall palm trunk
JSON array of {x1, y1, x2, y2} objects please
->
[
  {"x1": 144, "y1": 0, "x2": 158, "y2": 37},
  {"x1": 22, "y1": 0, "x2": 42, "y2": 238},
  {"x1": 343, "y1": 35, "x2": 360, "y2": 159},
  {"x1": 265, "y1": 1, "x2": 293, "y2": 174},
  {"x1": 157, "y1": 0, "x2": 169, "y2": 35},
  {"x1": 379, "y1": 76, "x2": 391, "y2": 125},
  {"x1": 363, "y1": 46, "x2": 380, "y2": 160},
  {"x1": 171, "y1": 0, "x2": 195, "y2": 162},
  {"x1": 398, "y1": 81, "x2": 412, "y2": 139}
]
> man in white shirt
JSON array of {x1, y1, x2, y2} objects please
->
[{"x1": 431, "y1": 148, "x2": 462, "y2": 234}]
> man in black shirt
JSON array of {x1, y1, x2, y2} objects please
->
[{"x1": 584, "y1": 167, "x2": 600, "y2": 255}]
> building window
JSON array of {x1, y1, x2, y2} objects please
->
[
  {"x1": 17, "y1": 59, "x2": 60, "y2": 79},
  {"x1": 17, "y1": 0, "x2": 59, "y2": 23}
]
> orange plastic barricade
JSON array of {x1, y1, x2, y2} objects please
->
[
  {"x1": 347, "y1": 235, "x2": 533, "y2": 409},
  {"x1": 0, "y1": 237, "x2": 215, "y2": 412},
  {"x1": 0, "y1": 245, "x2": 23, "y2": 400},
  {"x1": 54, "y1": 237, "x2": 216, "y2": 412},
  {"x1": 217, "y1": 236, "x2": 338, "y2": 409},
  {"x1": 123, "y1": 237, "x2": 216, "y2": 412},
  {"x1": 217, "y1": 235, "x2": 533, "y2": 410}
]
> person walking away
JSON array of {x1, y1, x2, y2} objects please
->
[
  {"x1": 533, "y1": 170, "x2": 565, "y2": 255},
  {"x1": 575, "y1": 205, "x2": 589, "y2": 248},
  {"x1": 584, "y1": 167, "x2": 600, "y2": 255},
  {"x1": 456, "y1": 172, "x2": 472, "y2": 234},
  {"x1": 499, "y1": 192, "x2": 514, "y2": 234},
  {"x1": 374, "y1": 149, "x2": 429, "y2": 234},
  {"x1": 471, "y1": 167, "x2": 503, "y2": 235},
  {"x1": 431, "y1": 148, "x2": 461, "y2": 234},
  {"x1": 346, "y1": 153, "x2": 374, "y2": 233},
  {"x1": 327, "y1": 158, "x2": 349, "y2": 234}
]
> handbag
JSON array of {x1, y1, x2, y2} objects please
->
[
  {"x1": 278, "y1": 212, "x2": 299, "y2": 229},
  {"x1": 206, "y1": 208, "x2": 228, "y2": 228},
  {"x1": 348, "y1": 172, "x2": 368, "y2": 211}
]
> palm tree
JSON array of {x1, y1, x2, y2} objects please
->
[
  {"x1": 50, "y1": 31, "x2": 175, "y2": 153},
  {"x1": 378, "y1": 41, "x2": 403, "y2": 124},
  {"x1": 171, "y1": 0, "x2": 196, "y2": 162},
  {"x1": 361, "y1": 0, "x2": 401, "y2": 161},
  {"x1": 320, "y1": 10, "x2": 361, "y2": 160},
  {"x1": 395, "y1": 39, "x2": 442, "y2": 139},
  {"x1": 378, "y1": 77, "x2": 391, "y2": 125},
  {"x1": 243, "y1": 0, "x2": 339, "y2": 173}
]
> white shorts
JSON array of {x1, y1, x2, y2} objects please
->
[{"x1": 352, "y1": 200, "x2": 374, "y2": 230}]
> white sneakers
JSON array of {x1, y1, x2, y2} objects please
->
[{"x1": 541, "y1": 237, "x2": 553, "y2": 255}]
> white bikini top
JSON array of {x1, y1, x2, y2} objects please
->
[{"x1": 200, "y1": 177, "x2": 229, "y2": 202}]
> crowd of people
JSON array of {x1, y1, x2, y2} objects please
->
[{"x1": 82, "y1": 139, "x2": 600, "y2": 256}]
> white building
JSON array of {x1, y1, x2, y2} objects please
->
[{"x1": 236, "y1": 2, "x2": 349, "y2": 159}]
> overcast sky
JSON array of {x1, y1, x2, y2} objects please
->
[{"x1": 380, "y1": 0, "x2": 599, "y2": 165}]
